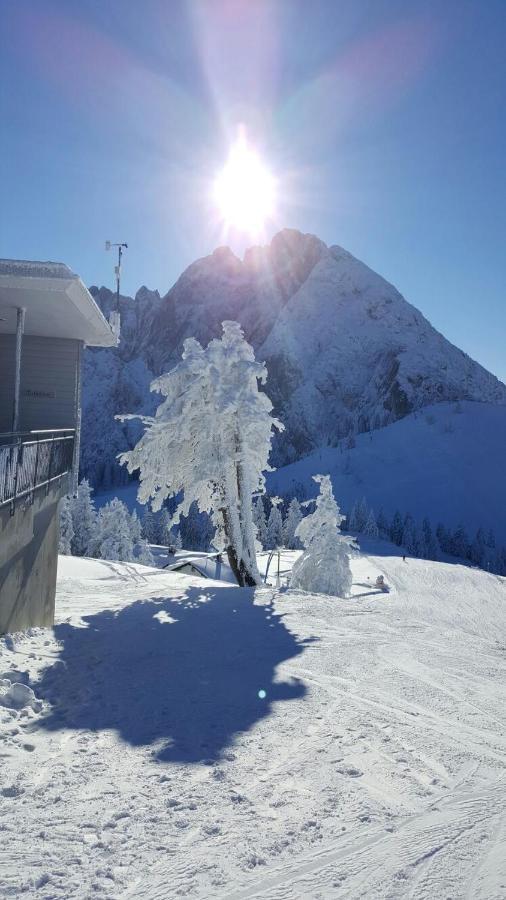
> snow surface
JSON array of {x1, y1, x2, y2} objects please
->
[
  {"x1": 268, "y1": 400, "x2": 506, "y2": 543},
  {"x1": 1, "y1": 552, "x2": 505, "y2": 898}
]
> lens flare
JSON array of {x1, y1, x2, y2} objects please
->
[{"x1": 213, "y1": 128, "x2": 276, "y2": 235}]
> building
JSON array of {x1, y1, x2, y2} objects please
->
[{"x1": 0, "y1": 260, "x2": 117, "y2": 634}]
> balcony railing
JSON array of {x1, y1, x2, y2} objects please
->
[{"x1": 0, "y1": 429, "x2": 75, "y2": 512}]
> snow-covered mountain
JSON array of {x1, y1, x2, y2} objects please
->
[{"x1": 82, "y1": 229, "x2": 506, "y2": 483}]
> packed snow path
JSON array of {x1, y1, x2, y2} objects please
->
[{"x1": 1, "y1": 553, "x2": 505, "y2": 898}]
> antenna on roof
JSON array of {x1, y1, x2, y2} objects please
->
[{"x1": 105, "y1": 241, "x2": 127, "y2": 341}]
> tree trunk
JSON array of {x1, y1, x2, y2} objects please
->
[{"x1": 221, "y1": 506, "x2": 258, "y2": 587}]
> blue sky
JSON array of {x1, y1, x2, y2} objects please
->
[{"x1": 1, "y1": 0, "x2": 505, "y2": 380}]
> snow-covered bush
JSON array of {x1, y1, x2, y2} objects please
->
[
  {"x1": 118, "y1": 321, "x2": 283, "y2": 586},
  {"x1": 290, "y1": 475, "x2": 357, "y2": 597}
]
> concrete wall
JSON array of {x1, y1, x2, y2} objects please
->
[
  {"x1": 0, "y1": 477, "x2": 68, "y2": 634},
  {"x1": 0, "y1": 334, "x2": 79, "y2": 433}
]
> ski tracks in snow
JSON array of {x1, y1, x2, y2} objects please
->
[{"x1": 1, "y1": 553, "x2": 505, "y2": 898}]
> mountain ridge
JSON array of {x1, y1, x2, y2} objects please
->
[{"x1": 82, "y1": 229, "x2": 505, "y2": 486}]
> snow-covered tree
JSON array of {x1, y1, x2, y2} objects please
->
[
  {"x1": 436, "y1": 522, "x2": 449, "y2": 554},
  {"x1": 141, "y1": 508, "x2": 159, "y2": 543},
  {"x1": 364, "y1": 509, "x2": 379, "y2": 539},
  {"x1": 252, "y1": 496, "x2": 268, "y2": 549},
  {"x1": 469, "y1": 531, "x2": 485, "y2": 566},
  {"x1": 290, "y1": 475, "x2": 358, "y2": 597},
  {"x1": 118, "y1": 321, "x2": 283, "y2": 586},
  {"x1": 158, "y1": 508, "x2": 172, "y2": 546},
  {"x1": 283, "y1": 498, "x2": 303, "y2": 549},
  {"x1": 376, "y1": 509, "x2": 390, "y2": 538},
  {"x1": 266, "y1": 501, "x2": 283, "y2": 549},
  {"x1": 348, "y1": 497, "x2": 369, "y2": 533},
  {"x1": 58, "y1": 496, "x2": 74, "y2": 554},
  {"x1": 390, "y1": 510, "x2": 404, "y2": 546},
  {"x1": 92, "y1": 498, "x2": 135, "y2": 561},
  {"x1": 450, "y1": 524, "x2": 470, "y2": 559},
  {"x1": 70, "y1": 479, "x2": 97, "y2": 557}
]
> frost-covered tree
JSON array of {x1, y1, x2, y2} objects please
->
[
  {"x1": 390, "y1": 510, "x2": 404, "y2": 546},
  {"x1": 266, "y1": 502, "x2": 284, "y2": 549},
  {"x1": 141, "y1": 508, "x2": 159, "y2": 543},
  {"x1": 348, "y1": 497, "x2": 368, "y2": 533},
  {"x1": 70, "y1": 479, "x2": 97, "y2": 557},
  {"x1": 364, "y1": 509, "x2": 379, "y2": 539},
  {"x1": 290, "y1": 475, "x2": 358, "y2": 597},
  {"x1": 283, "y1": 498, "x2": 303, "y2": 549},
  {"x1": 485, "y1": 529, "x2": 496, "y2": 550},
  {"x1": 118, "y1": 321, "x2": 282, "y2": 586},
  {"x1": 92, "y1": 498, "x2": 136, "y2": 562},
  {"x1": 58, "y1": 496, "x2": 74, "y2": 555},
  {"x1": 469, "y1": 531, "x2": 485, "y2": 566},
  {"x1": 252, "y1": 496, "x2": 268, "y2": 549},
  {"x1": 376, "y1": 509, "x2": 390, "y2": 538},
  {"x1": 436, "y1": 522, "x2": 449, "y2": 554},
  {"x1": 450, "y1": 524, "x2": 470, "y2": 559}
]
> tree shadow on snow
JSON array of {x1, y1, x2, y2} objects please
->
[{"x1": 35, "y1": 587, "x2": 309, "y2": 763}]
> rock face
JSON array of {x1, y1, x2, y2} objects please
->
[{"x1": 82, "y1": 229, "x2": 506, "y2": 485}]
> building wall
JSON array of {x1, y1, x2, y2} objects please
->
[
  {"x1": 0, "y1": 477, "x2": 69, "y2": 634},
  {"x1": 0, "y1": 334, "x2": 79, "y2": 433}
]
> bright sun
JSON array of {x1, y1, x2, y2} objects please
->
[{"x1": 213, "y1": 129, "x2": 276, "y2": 234}]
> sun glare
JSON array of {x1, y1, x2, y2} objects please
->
[{"x1": 213, "y1": 129, "x2": 276, "y2": 235}]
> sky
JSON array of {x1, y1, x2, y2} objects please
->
[{"x1": 1, "y1": 0, "x2": 505, "y2": 381}]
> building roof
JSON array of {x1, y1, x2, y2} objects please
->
[{"x1": 0, "y1": 259, "x2": 117, "y2": 347}]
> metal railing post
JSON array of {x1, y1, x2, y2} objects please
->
[{"x1": 10, "y1": 439, "x2": 22, "y2": 516}]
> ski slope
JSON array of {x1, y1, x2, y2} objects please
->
[
  {"x1": 268, "y1": 400, "x2": 506, "y2": 543},
  {"x1": 1, "y1": 553, "x2": 505, "y2": 898}
]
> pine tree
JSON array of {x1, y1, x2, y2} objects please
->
[
  {"x1": 469, "y1": 531, "x2": 485, "y2": 567},
  {"x1": 376, "y1": 508, "x2": 390, "y2": 538},
  {"x1": 390, "y1": 510, "x2": 404, "y2": 546},
  {"x1": 486, "y1": 529, "x2": 496, "y2": 549},
  {"x1": 158, "y1": 508, "x2": 172, "y2": 546},
  {"x1": 436, "y1": 522, "x2": 449, "y2": 554},
  {"x1": 290, "y1": 475, "x2": 358, "y2": 596},
  {"x1": 118, "y1": 322, "x2": 282, "y2": 586},
  {"x1": 92, "y1": 498, "x2": 136, "y2": 562},
  {"x1": 141, "y1": 508, "x2": 158, "y2": 543},
  {"x1": 266, "y1": 503, "x2": 283, "y2": 549},
  {"x1": 450, "y1": 524, "x2": 470, "y2": 559},
  {"x1": 283, "y1": 498, "x2": 303, "y2": 549},
  {"x1": 364, "y1": 509, "x2": 379, "y2": 539},
  {"x1": 70, "y1": 479, "x2": 97, "y2": 557},
  {"x1": 252, "y1": 496, "x2": 268, "y2": 549},
  {"x1": 58, "y1": 496, "x2": 74, "y2": 555}
]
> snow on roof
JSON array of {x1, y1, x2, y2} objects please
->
[
  {"x1": 0, "y1": 259, "x2": 77, "y2": 280},
  {"x1": 0, "y1": 258, "x2": 117, "y2": 347}
]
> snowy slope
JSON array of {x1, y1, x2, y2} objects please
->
[
  {"x1": 268, "y1": 400, "x2": 506, "y2": 543},
  {"x1": 80, "y1": 230, "x2": 506, "y2": 483},
  {"x1": 1, "y1": 554, "x2": 505, "y2": 898}
]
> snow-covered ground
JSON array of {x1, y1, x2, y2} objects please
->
[
  {"x1": 268, "y1": 400, "x2": 506, "y2": 543},
  {"x1": 1, "y1": 553, "x2": 505, "y2": 898}
]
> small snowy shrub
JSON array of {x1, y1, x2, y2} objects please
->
[{"x1": 290, "y1": 475, "x2": 357, "y2": 597}]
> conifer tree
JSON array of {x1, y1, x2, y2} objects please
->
[
  {"x1": 266, "y1": 502, "x2": 283, "y2": 549},
  {"x1": 70, "y1": 479, "x2": 97, "y2": 557},
  {"x1": 290, "y1": 475, "x2": 357, "y2": 596},
  {"x1": 119, "y1": 322, "x2": 282, "y2": 586},
  {"x1": 58, "y1": 496, "x2": 74, "y2": 555},
  {"x1": 252, "y1": 496, "x2": 268, "y2": 549},
  {"x1": 283, "y1": 498, "x2": 303, "y2": 549},
  {"x1": 364, "y1": 509, "x2": 379, "y2": 539},
  {"x1": 390, "y1": 511, "x2": 404, "y2": 546}
]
